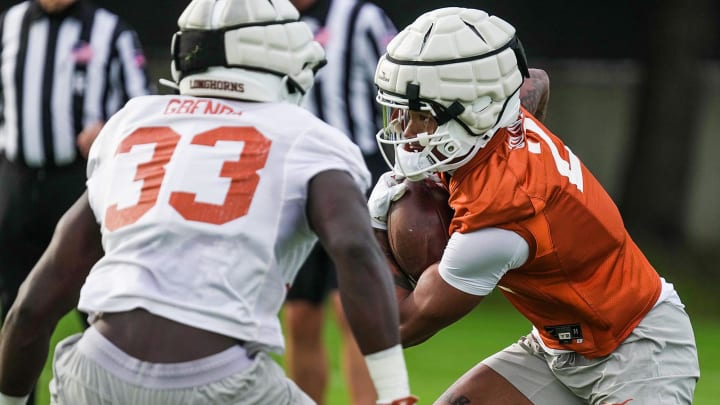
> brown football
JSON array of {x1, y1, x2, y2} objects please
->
[{"x1": 387, "y1": 177, "x2": 453, "y2": 283}]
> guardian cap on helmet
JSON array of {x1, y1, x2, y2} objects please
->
[
  {"x1": 165, "y1": 0, "x2": 326, "y2": 105},
  {"x1": 374, "y1": 7, "x2": 529, "y2": 179}
]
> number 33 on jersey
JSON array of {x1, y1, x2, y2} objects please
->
[
  {"x1": 103, "y1": 125, "x2": 271, "y2": 231},
  {"x1": 86, "y1": 96, "x2": 370, "y2": 236}
]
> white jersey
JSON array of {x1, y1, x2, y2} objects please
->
[{"x1": 79, "y1": 95, "x2": 370, "y2": 353}]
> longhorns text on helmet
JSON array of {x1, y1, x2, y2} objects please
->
[{"x1": 374, "y1": 7, "x2": 530, "y2": 180}]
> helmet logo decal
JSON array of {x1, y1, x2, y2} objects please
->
[
  {"x1": 184, "y1": 44, "x2": 202, "y2": 64},
  {"x1": 189, "y1": 79, "x2": 245, "y2": 92}
]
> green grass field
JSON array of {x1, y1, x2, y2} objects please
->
[{"x1": 35, "y1": 291, "x2": 720, "y2": 404}]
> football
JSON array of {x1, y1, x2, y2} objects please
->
[{"x1": 387, "y1": 177, "x2": 453, "y2": 283}]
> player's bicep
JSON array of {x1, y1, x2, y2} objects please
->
[
  {"x1": 307, "y1": 170, "x2": 378, "y2": 267},
  {"x1": 439, "y1": 227, "x2": 529, "y2": 296}
]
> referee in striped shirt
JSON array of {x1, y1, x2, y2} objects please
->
[
  {"x1": 0, "y1": 2, "x2": 152, "y2": 400},
  {"x1": 283, "y1": 1, "x2": 397, "y2": 404}
]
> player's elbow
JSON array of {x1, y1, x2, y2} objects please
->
[
  {"x1": 398, "y1": 303, "x2": 456, "y2": 347},
  {"x1": 323, "y1": 232, "x2": 374, "y2": 263},
  {"x1": 2, "y1": 297, "x2": 54, "y2": 341},
  {"x1": 399, "y1": 315, "x2": 440, "y2": 347}
]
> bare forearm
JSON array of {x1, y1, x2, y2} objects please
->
[
  {"x1": 398, "y1": 299, "x2": 438, "y2": 347},
  {"x1": 395, "y1": 266, "x2": 442, "y2": 347},
  {"x1": 335, "y1": 248, "x2": 402, "y2": 354},
  {"x1": 373, "y1": 229, "x2": 413, "y2": 298},
  {"x1": 397, "y1": 264, "x2": 483, "y2": 348},
  {"x1": 309, "y1": 170, "x2": 402, "y2": 354},
  {"x1": 0, "y1": 193, "x2": 100, "y2": 395},
  {"x1": 0, "y1": 312, "x2": 54, "y2": 395},
  {"x1": 0, "y1": 256, "x2": 79, "y2": 394}
]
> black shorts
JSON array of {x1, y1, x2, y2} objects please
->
[
  {"x1": 286, "y1": 244, "x2": 337, "y2": 305},
  {"x1": 0, "y1": 155, "x2": 86, "y2": 321}
]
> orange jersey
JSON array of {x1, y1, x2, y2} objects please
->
[{"x1": 447, "y1": 108, "x2": 661, "y2": 358}]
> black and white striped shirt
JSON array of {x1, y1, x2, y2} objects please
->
[
  {"x1": 300, "y1": 0, "x2": 396, "y2": 155},
  {"x1": 0, "y1": 0, "x2": 153, "y2": 168}
]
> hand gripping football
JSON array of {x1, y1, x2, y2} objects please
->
[{"x1": 386, "y1": 177, "x2": 453, "y2": 283}]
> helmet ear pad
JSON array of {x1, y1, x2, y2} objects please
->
[{"x1": 434, "y1": 87, "x2": 520, "y2": 161}]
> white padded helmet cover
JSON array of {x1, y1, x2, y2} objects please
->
[
  {"x1": 171, "y1": 0, "x2": 325, "y2": 103},
  {"x1": 375, "y1": 7, "x2": 523, "y2": 135}
]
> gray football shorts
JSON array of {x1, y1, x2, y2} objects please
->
[
  {"x1": 482, "y1": 301, "x2": 700, "y2": 404},
  {"x1": 49, "y1": 326, "x2": 315, "y2": 404}
]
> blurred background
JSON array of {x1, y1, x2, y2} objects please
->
[
  {"x1": 1, "y1": 0, "x2": 719, "y2": 402},
  {"x1": 68, "y1": 0, "x2": 720, "y2": 312},
  {"x1": 2, "y1": 0, "x2": 718, "y2": 314}
]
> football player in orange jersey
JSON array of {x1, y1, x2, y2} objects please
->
[{"x1": 368, "y1": 7, "x2": 700, "y2": 405}]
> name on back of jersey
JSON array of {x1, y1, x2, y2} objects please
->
[{"x1": 164, "y1": 98, "x2": 242, "y2": 116}]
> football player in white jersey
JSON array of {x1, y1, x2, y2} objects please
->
[{"x1": 0, "y1": 0, "x2": 417, "y2": 404}]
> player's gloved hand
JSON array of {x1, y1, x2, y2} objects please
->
[
  {"x1": 368, "y1": 171, "x2": 408, "y2": 229},
  {"x1": 378, "y1": 395, "x2": 419, "y2": 405}
]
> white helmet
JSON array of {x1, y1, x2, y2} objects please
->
[
  {"x1": 164, "y1": 0, "x2": 326, "y2": 105},
  {"x1": 374, "y1": 7, "x2": 529, "y2": 179}
]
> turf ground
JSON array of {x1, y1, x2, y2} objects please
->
[{"x1": 35, "y1": 291, "x2": 720, "y2": 404}]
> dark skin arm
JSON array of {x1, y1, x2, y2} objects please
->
[
  {"x1": 0, "y1": 192, "x2": 103, "y2": 396},
  {"x1": 520, "y1": 68, "x2": 550, "y2": 122},
  {"x1": 392, "y1": 262, "x2": 484, "y2": 347},
  {"x1": 308, "y1": 170, "x2": 401, "y2": 354}
]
